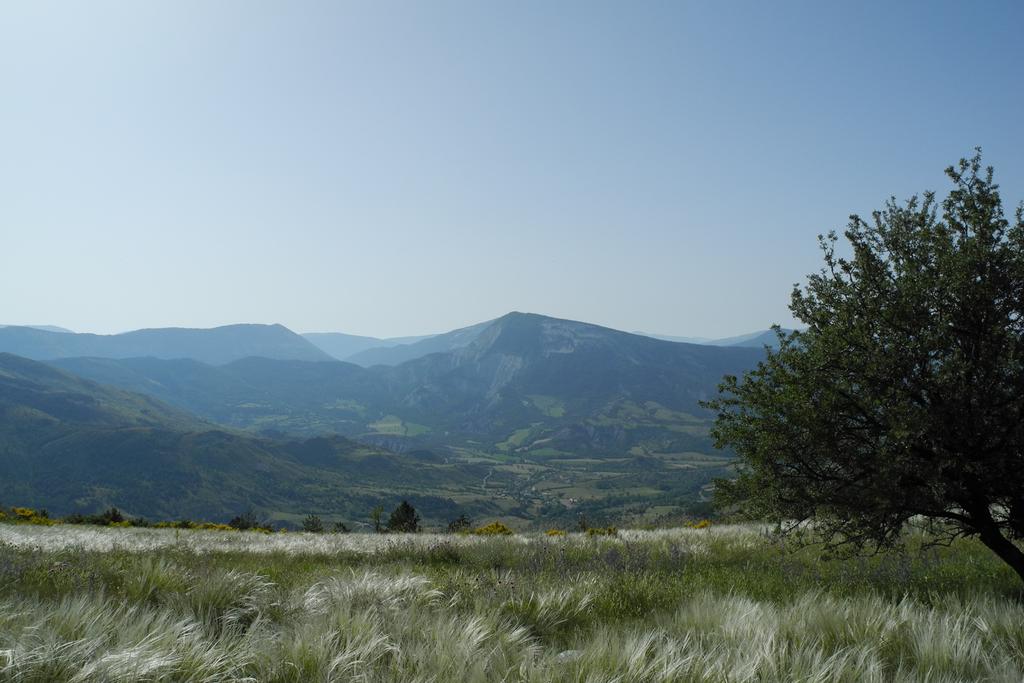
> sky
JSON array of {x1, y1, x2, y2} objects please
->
[{"x1": 2, "y1": 1, "x2": 1022, "y2": 338}]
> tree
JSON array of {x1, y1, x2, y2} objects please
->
[
  {"x1": 447, "y1": 513, "x2": 472, "y2": 533},
  {"x1": 386, "y1": 500, "x2": 421, "y2": 533},
  {"x1": 302, "y1": 514, "x2": 324, "y2": 533},
  {"x1": 102, "y1": 507, "x2": 124, "y2": 525},
  {"x1": 228, "y1": 510, "x2": 264, "y2": 531},
  {"x1": 705, "y1": 151, "x2": 1024, "y2": 582},
  {"x1": 369, "y1": 505, "x2": 384, "y2": 533}
]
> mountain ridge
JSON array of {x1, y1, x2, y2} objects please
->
[{"x1": 0, "y1": 323, "x2": 333, "y2": 365}]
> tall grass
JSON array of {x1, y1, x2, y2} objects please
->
[{"x1": 0, "y1": 524, "x2": 1022, "y2": 681}]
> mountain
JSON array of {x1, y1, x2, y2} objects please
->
[
  {"x1": 706, "y1": 329, "x2": 789, "y2": 348},
  {"x1": 345, "y1": 320, "x2": 493, "y2": 367},
  {"x1": 30, "y1": 313, "x2": 770, "y2": 526},
  {"x1": 637, "y1": 329, "x2": 788, "y2": 348},
  {"x1": 634, "y1": 332, "x2": 712, "y2": 344},
  {"x1": 0, "y1": 324, "x2": 74, "y2": 333},
  {"x1": 0, "y1": 353, "x2": 482, "y2": 525},
  {"x1": 51, "y1": 313, "x2": 765, "y2": 456},
  {"x1": 0, "y1": 324, "x2": 333, "y2": 365},
  {"x1": 50, "y1": 355, "x2": 388, "y2": 438},
  {"x1": 302, "y1": 332, "x2": 434, "y2": 362},
  {"x1": 377, "y1": 312, "x2": 765, "y2": 453}
]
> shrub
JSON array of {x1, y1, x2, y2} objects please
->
[
  {"x1": 332, "y1": 522, "x2": 351, "y2": 533},
  {"x1": 447, "y1": 513, "x2": 472, "y2": 533},
  {"x1": 9, "y1": 507, "x2": 56, "y2": 526},
  {"x1": 228, "y1": 511, "x2": 267, "y2": 531},
  {"x1": 474, "y1": 521, "x2": 514, "y2": 536},
  {"x1": 101, "y1": 507, "x2": 125, "y2": 524},
  {"x1": 586, "y1": 526, "x2": 618, "y2": 537},
  {"x1": 302, "y1": 514, "x2": 325, "y2": 533}
]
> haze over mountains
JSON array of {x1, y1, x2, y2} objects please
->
[
  {"x1": 0, "y1": 324, "x2": 331, "y2": 365},
  {"x1": 0, "y1": 317, "x2": 780, "y2": 367},
  {"x1": 300, "y1": 332, "x2": 433, "y2": 363},
  {"x1": 0, "y1": 312, "x2": 779, "y2": 527}
]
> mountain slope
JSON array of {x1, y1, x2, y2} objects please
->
[
  {"x1": 0, "y1": 324, "x2": 74, "y2": 334},
  {"x1": 28, "y1": 314, "x2": 768, "y2": 525},
  {"x1": 0, "y1": 324, "x2": 333, "y2": 365},
  {"x1": 708, "y1": 329, "x2": 787, "y2": 348},
  {"x1": 52, "y1": 313, "x2": 764, "y2": 456},
  {"x1": 302, "y1": 332, "x2": 434, "y2": 361},
  {"x1": 378, "y1": 312, "x2": 765, "y2": 453},
  {"x1": 50, "y1": 356, "x2": 386, "y2": 438},
  {"x1": 635, "y1": 332, "x2": 712, "y2": 344},
  {"x1": 0, "y1": 354, "x2": 482, "y2": 524},
  {"x1": 345, "y1": 320, "x2": 493, "y2": 367}
]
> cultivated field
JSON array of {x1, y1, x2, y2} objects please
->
[{"x1": 1, "y1": 524, "x2": 1022, "y2": 682}]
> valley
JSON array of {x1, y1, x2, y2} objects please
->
[{"x1": 0, "y1": 313, "x2": 770, "y2": 528}]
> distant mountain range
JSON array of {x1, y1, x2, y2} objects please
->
[
  {"x1": 0, "y1": 324, "x2": 332, "y2": 365},
  {"x1": 0, "y1": 320, "x2": 783, "y2": 366},
  {"x1": 50, "y1": 313, "x2": 766, "y2": 453},
  {"x1": 304, "y1": 321, "x2": 783, "y2": 366},
  {"x1": 341, "y1": 320, "x2": 493, "y2": 367},
  {"x1": 300, "y1": 332, "x2": 433, "y2": 363},
  {"x1": 0, "y1": 324, "x2": 74, "y2": 334},
  {"x1": 0, "y1": 312, "x2": 784, "y2": 527},
  {"x1": 638, "y1": 330, "x2": 787, "y2": 348}
]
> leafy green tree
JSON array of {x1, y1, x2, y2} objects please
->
[
  {"x1": 386, "y1": 500, "x2": 421, "y2": 533},
  {"x1": 302, "y1": 514, "x2": 324, "y2": 533},
  {"x1": 706, "y1": 151, "x2": 1024, "y2": 582}
]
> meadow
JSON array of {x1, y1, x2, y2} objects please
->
[{"x1": 1, "y1": 524, "x2": 1023, "y2": 682}]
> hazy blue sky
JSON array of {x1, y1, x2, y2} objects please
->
[{"x1": 2, "y1": 1, "x2": 1022, "y2": 338}]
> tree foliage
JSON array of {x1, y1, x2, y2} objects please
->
[
  {"x1": 706, "y1": 150, "x2": 1024, "y2": 581},
  {"x1": 386, "y1": 500, "x2": 421, "y2": 533},
  {"x1": 302, "y1": 514, "x2": 324, "y2": 533},
  {"x1": 447, "y1": 513, "x2": 472, "y2": 533},
  {"x1": 228, "y1": 510, "x2": 267, "y2": 531}
]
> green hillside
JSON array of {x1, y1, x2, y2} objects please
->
[
  {"x1": 53, "y1": 314, "x2": 764, "y2": 456},
  {"x1": 43, "y1": 314, "x2": 766, "y2": 526},
  {"x1": 0, "y1": 354, "x2": 486, "y2": 526}
]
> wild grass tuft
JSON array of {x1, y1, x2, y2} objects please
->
[{"x1": 1, "y1": 524, "x2": 1023, "y2": 681}]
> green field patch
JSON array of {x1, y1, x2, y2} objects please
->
[
  {"x1": 527, "y1": 394, "x2": 566, "y2": 417},
  {"x1": 496, "y1": 426, "x2": 536, "y2": 451},
  {"x1": 545, "y1": 458, "x2": 608, "y2": 466},
  {"x1": 367, "y1": 415, "x2": 431, "y2": 436},
  {"x1": 324, "y1": 399, "x2": 366, "y2": 415},
  {"x1": 524, "y1": 447, "x2": 571, "y2": 458}
]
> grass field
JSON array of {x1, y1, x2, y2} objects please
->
[{"x1": 1, "y1": 524, "x2": 1023, "y2": 681}]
